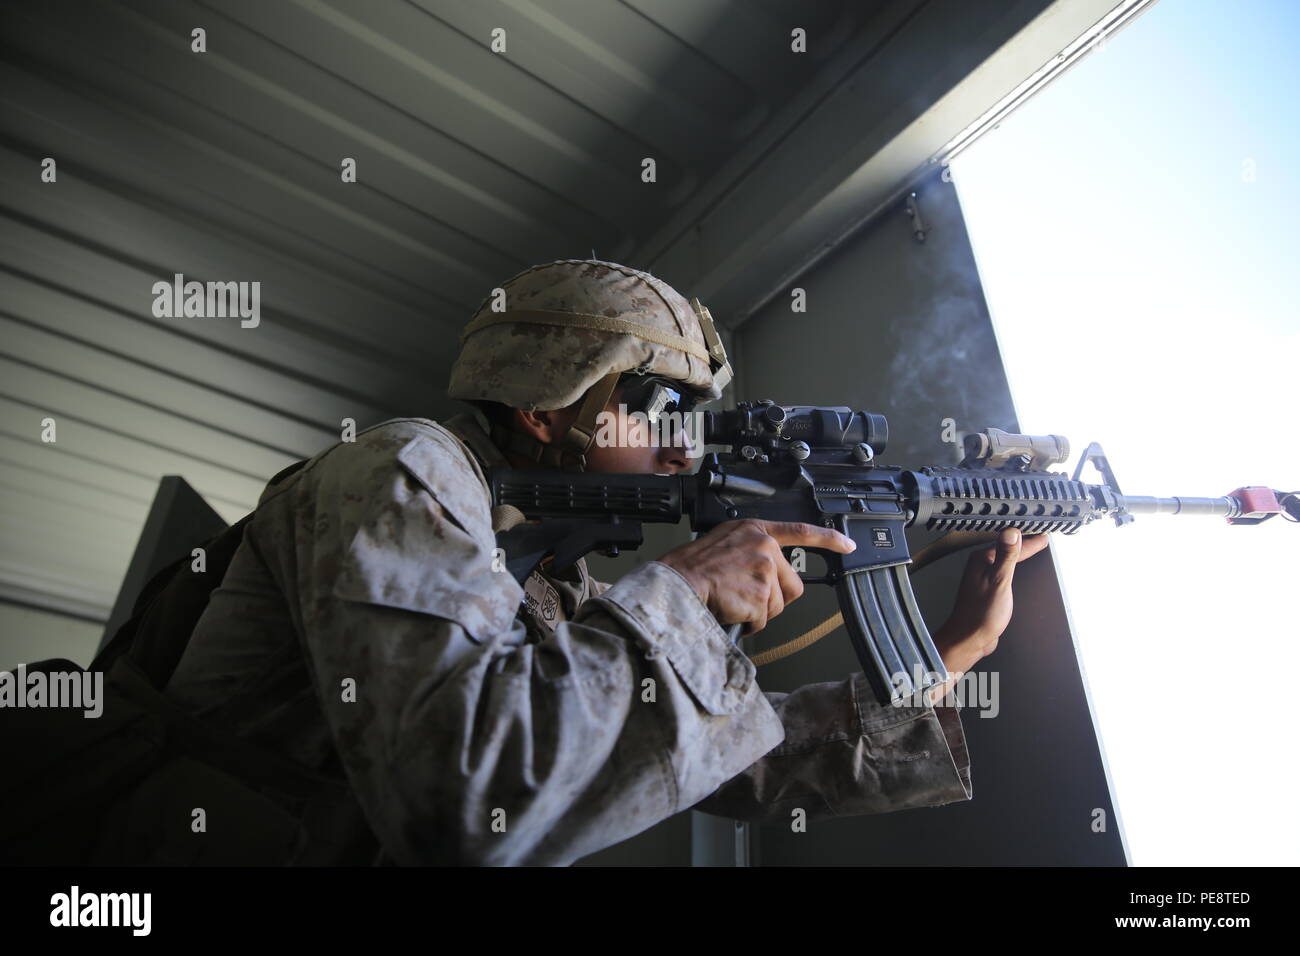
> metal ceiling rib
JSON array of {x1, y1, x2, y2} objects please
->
[
  {"x1": 644, "y1": 0, "x2": 1153, "y2": 327},
  {"x1": 0, "y1": 0, "x2": 889, "y2": 625}
]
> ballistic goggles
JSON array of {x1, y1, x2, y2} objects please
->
[{"x1": 616, "y1": 373, "x2": 700, "y2": 425}]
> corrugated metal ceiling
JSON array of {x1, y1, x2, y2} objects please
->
[{"x1": 0, "y1": 0, "x2": 895, "y2": 623}]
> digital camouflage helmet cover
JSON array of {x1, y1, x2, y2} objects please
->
[{"x1": 448, "y1": 259, "x2": 733, "y2": 471}]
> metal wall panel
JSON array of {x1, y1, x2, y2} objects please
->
[{"x1": 735, "y1": 167, "x2": 1127, "y2": 866}]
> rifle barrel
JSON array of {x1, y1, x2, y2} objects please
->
[{"x1": 1115, "y1": 495, "x2": 1239, "y2": 517}]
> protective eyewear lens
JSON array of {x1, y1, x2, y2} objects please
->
[{"x1": 624, "y1": 377, "x2": 696, "y2": 422}]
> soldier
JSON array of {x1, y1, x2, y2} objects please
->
[{"x1": 152, "y1": 258, "x2": 1047, "y2": 866}]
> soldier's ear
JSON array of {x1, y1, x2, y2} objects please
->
[
  {"x1": 513, "y1": 392, "x2": 589, "y2": 443},
  {"x1": 513, "y1": 407, "x2": 547, "y2": 441},
  {"x1": 514, "y1": 407, "x2": 567, "y2": 443}
]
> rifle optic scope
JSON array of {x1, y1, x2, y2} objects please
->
[{"x1": 703, "y1": 402, "x2": 888, "y2": 459}]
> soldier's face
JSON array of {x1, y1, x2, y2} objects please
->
[
  {"x1": 516, "y1": 385, "x2": 697, "y2": 475},
  {"x1": 587, "y1": 388, "x2": 697, "y2": 475}
]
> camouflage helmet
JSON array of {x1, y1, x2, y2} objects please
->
[{"x1": 448, "y1": 259, "x2": 733, "y2": 471}]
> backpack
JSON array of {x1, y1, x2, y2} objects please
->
[{"x1": 0, "y1": 459, "x2": 384, "y2": 865}]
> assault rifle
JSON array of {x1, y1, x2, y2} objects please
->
[{"x1": 490, "y1": 402, "x2": 1297, "y2": 704}]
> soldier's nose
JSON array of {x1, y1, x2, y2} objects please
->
[{"x1": 660, "y1": 446, "x2": 691, "y2": 473}]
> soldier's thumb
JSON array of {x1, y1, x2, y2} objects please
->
[{"x1": 993, "y1": 529, "x2": 1021, "y2": 578}]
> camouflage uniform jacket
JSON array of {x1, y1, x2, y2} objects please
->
[{"x1": 165, "y1": 410, "x2": 972, "y2": 865}]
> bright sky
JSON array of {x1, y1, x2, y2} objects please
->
[{"x1": 950, "y1": 0, "x2": 1299, "y2": 866}]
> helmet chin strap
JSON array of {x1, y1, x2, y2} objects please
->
[{"x1": 488, "y1": 371, "x2": 621, "y2": 473}]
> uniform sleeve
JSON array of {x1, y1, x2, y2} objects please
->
[
  {"x1": 285, "y1": 426, "x2": 786, "y2": 866},
  {"x1": 687, "y1": 670, "x2": 972, "y2": 823}
]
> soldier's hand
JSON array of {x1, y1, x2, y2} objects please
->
[
  {"x1": 657, "y1": 519, "x2": 856, "y2": 636},
  {"x1": 933, "y1": 529, "x2": 1050, "y2": 679}
]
